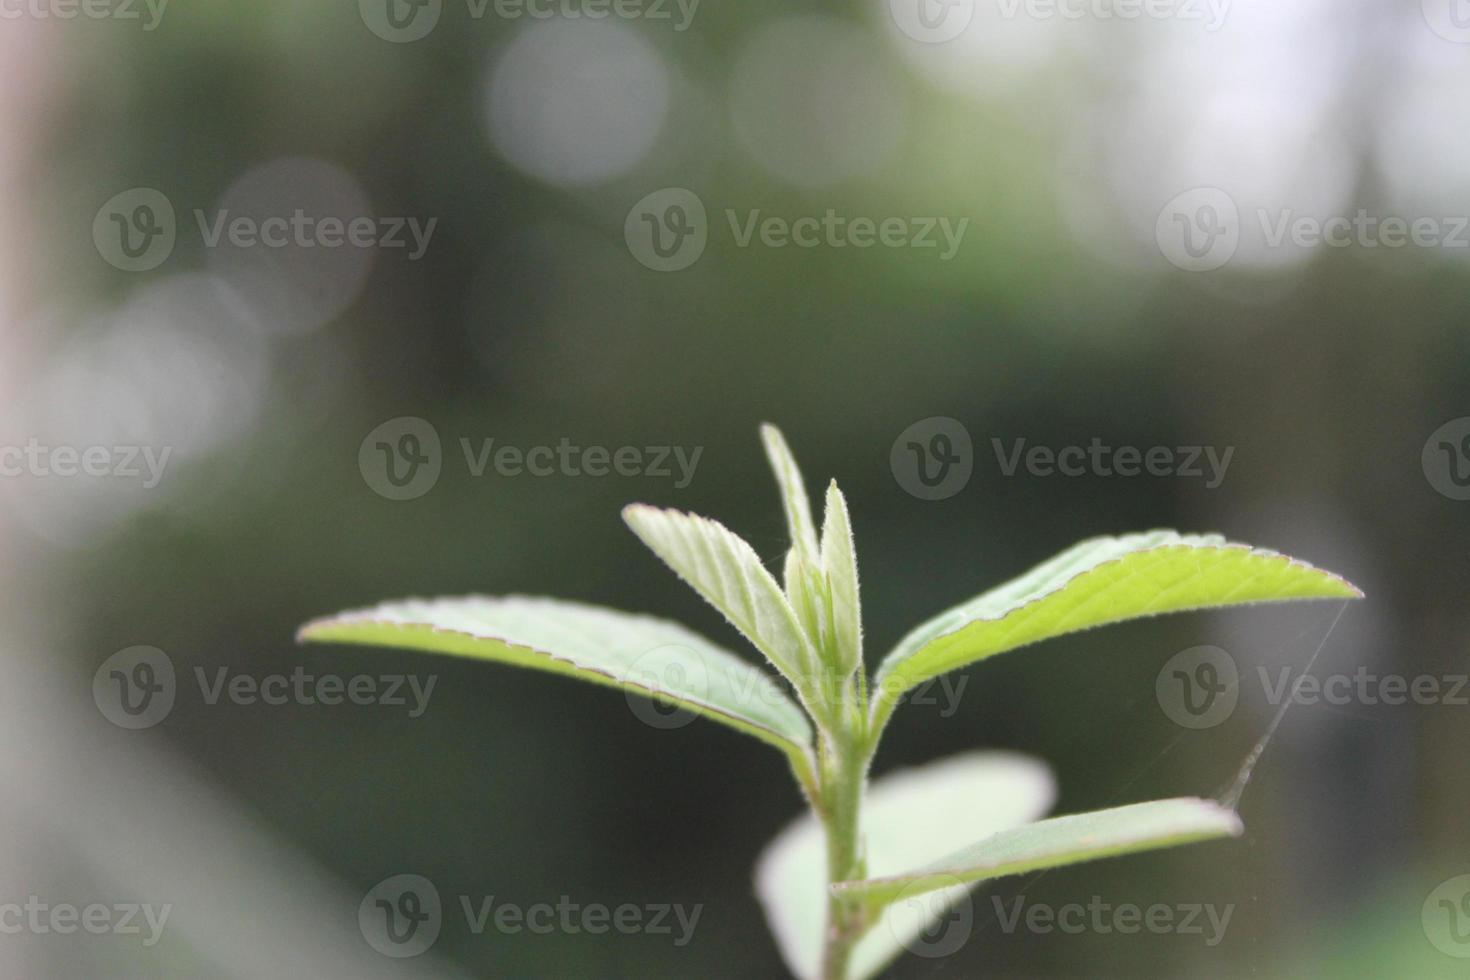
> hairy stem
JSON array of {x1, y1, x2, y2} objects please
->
[{"x1": 818, "y1": 725, "x2": 873, "y2": 980}]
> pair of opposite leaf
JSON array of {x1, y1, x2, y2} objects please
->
[{"x1": 300, "y1": 425, "x2": 1362, "y2": 980}]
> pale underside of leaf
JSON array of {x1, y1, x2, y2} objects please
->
[
  {"x1": 874, "y1": 531, "x2": 1362, "y2": 722},
  {"x1": 831, "y1": 797, "x2": 1244, "y2": 906},
  {"x1": 622, "y1": 504, "x2": 821, "y2": 693},
  {"x1": 755, "y1": 752, "x2": 1056, "y2": 980},
  {"x1": 297, "y1": 595, "x2": 813, "y2": 765}
]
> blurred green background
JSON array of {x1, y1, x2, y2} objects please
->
[{"x1": 1, "y1": 0, "x2": 1468, "y2": 977}]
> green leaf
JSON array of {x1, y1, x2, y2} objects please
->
[
  {"x1": 781, "y1": 546, "x2": 829, "y2": 665},
  {"x1": 832, "y1": 797, "x2": 1243, "y2": 906},
  {"x1": 621, "y1": 505, "x2": 821, "y2": 698},
  {"x1": 873, "y1": 530, "x2": 1362, "y2": 725},
  {"x1": 820, "y1": 482, "x2": 862, "y2": 679},
  {"x1": 755, "y1": 752, "x2": 1055, "y2": 980},
  {"x1": 297, "y1": 595, "x2": 814, "y2": 770},
  {"x1": 762, "y1": 425, "x2": 832, "y2": 658},
  {"x1": 761, "y1": 423, "x2": 820, "y2": 559}
]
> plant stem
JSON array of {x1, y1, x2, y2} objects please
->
[{"x1": 818, "y1": 726, "x2": 872, "y2": 980}]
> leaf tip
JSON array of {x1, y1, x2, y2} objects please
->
[
  {"x1": 1198, "y1": 797, "x2": 1246, "y2": 838},
  {"x1": 1274, "y1": 554, "x2": 1364, "y2": 601},
  {"x1": 621, "y1": 502, "x2": 657, "y2": 527},
  {"x1": 295, "y1": 617, "x2": 333, "y2": 645},
  {"x1": 758, "y1": 424, "x2": 792, "y2": 465}
]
